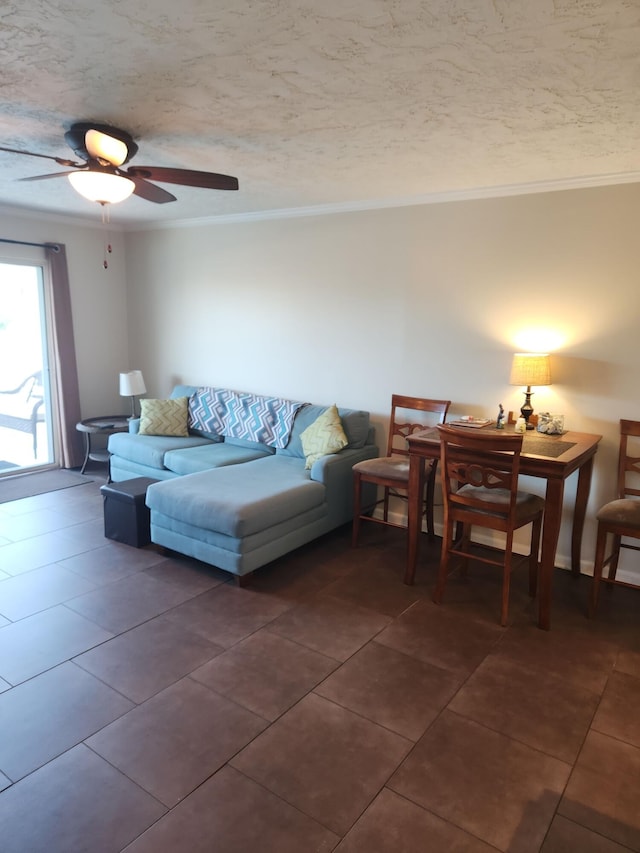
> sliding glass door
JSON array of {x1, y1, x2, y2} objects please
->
[{"x1": 0, "y1": 261, "x2": 55, "y2": 475}]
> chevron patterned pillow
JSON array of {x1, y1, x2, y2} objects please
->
[
  {"x1": 300, "y1": 404, "x2": 348, "y2": 469},
  {"x1": 139, "y1": 397, "x2": 189, "y2": 436}
]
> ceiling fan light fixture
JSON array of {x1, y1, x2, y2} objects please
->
[
  {"x1": 68, "y1": 170, "x2": 135, "y2": 204},
  {"x1": 84, "y1": 129, "x2": 128, "y2": 166}
]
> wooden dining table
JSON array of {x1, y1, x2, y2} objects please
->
[{"x1": 404, "y1": 424, "x2": 602, "y2": 630}]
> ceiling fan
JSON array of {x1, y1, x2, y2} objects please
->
[{"x1": 0, "y1": 122, "x2": 239, "y2": 205}]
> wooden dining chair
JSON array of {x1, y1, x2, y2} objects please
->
[
  {"x1": 589, "y1": 419, "x2": 640, "y2": 617},
  {"x1": 434, "y1": 424, "x2": 545, "y2": 626},
  {"x1": 351, "y1": 395, "x2": 451, "y2": 546}
]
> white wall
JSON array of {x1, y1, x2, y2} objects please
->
[
  {"x1": 3, "y1": 182, "x2": 638, "y2": 576},
  {"x1": 124, "y1": 182, "x2": 640, "y2": 575},
  {"x1": 0, "y1": 208, "x2": 129, "y2": 417}
]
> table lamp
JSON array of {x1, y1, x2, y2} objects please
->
[
  {"x1": 509, "y1": 353, "x2": 551, "y2": 430},
  {"x1": 119, "y1": 370, "x2": 146, "y2": 419}
]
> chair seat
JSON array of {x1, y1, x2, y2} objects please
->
[
  {"x1": 351, "y1": 395, "x2": 451, "y2": 547},
  {"x1": 596, "y1": 498, "x2": 640, "y2": 527},
  {"x1": 590, "y1": 419, "x2": 640, "y2": 618},
  {"x1": 352, "y1": 456, "x2": 410, "y2": 483},
  {"x1": 434, "y1": 425, "x2": 544, "y2": 626},
  {"x1": 457, "y1": 485, "x2": 545, "y2": 519}
]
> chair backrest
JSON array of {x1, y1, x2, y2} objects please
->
[
  {"x1": 617, "y1": 419, "x2": 640, "y2": 500},
  {"x1": 0, "y1": 370, "x2": 41, "y2": 400},
  {"x1": 437, "y1": 424, "x2": 524, "y2": 527},
  {"x1": 387, "y1": 395, "x2": 451, "y2": 457}
]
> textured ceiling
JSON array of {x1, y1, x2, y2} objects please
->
[{"x1": 1, "y1": 0, "x2": 639, "y2": 226}]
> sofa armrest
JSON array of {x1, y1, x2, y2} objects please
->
[
  {"x1": 129, "y1": 418, "x2": 140, "y2": 434},
  {"x1": 309, "y1": 445, "x2": 379, "y2": 484},
  {"x1": 310, "y1": 445, "x2": 379, "y2": 524}
]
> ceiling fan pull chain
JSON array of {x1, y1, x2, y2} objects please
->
[{"x1": 100, "y1": 202, "x2": 113, "y2": 269}]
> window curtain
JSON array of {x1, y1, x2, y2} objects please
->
[{"x1": 45, "y1": 244, "x2": 83, "y2": 468}]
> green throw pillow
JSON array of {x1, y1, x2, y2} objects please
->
[
  {"x1": 139, "y1": 397, "x2": 189, "y2": 437},
  {"x1": 300, "y1": 404, "x2": 348, "y2": 469}
]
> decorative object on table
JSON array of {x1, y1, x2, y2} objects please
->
[
  {"x1": 119, "y1": 370, "x2": 146, "y2": 419},
  {"x1": 509, "y1": 352, "x2": 551, "y2": 430},
  {"x1": 514, "y1": 417, "x2": 527, "y2": 434},
  {"x1": 447, "y1": 417, "x2": 492, "y2": 428},
  {"x1": 537, "y1": 412, "x2": 565, "y2": 435},
  {"x1": 496, "y1": 403, "x2": 505, "y2": 429}
]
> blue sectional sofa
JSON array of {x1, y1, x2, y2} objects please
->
[{"x1": 107, "y1": 385, "x2": 379, "y2": 581}]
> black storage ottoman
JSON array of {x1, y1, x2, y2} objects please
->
[{"x1": 100, "y1": 477, "x2": 159, "y2": 547}]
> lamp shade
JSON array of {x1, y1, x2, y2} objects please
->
[
  {"x1": 119, "y1": 370, "x2": 146, "y2": 397},
  {"x1": 509, "y1": 353, "x2": 551, "y2": 387},
  {"x1": 85, "y1": 129, "x2": 129, "y2": 167},
  {"x1": 68, "y1": 170, "x2": 135, "y2": 204}
]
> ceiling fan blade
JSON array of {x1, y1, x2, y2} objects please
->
[
  {"x1": 129, "y1": 176, "x2": 177, "y2": 204},
  {"x1": 0, "y1": 145, "x2": 81, "y2": 168},
  {"x1": 126, "y1": 166, "x2": 238, "y2": 191},
  {"x1": 18, "y1": 170, "x2": 77, "y2": 182}
]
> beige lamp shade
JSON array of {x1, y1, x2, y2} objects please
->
[
  {"x1": 509, "y1": 353, "x2": 551, "y2": 387},
  {"x1": 119, "y1": 370, "x2": 146, "y2": 397},
  {"x1": 119, "y1": 370, "x2": 146, "y2": 418}
]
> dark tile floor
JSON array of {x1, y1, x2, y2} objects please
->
[{"x1": 0, "y1": 474, "x2": 639, "y2": 852}]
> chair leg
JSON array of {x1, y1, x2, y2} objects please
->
[
  {"x1": 382, "y1": 486, "x2": 390, "y2": 523},
  {"x1": 608, "y1": 534, "x2": 622, "y2": 581},
  {"x1": 424, "y1": 461, "x2": 437, "y2": 536},
  {"x1": 529, "y1": 516, "x2": 542, "y2": 598},
  {"x1": 433, "y1": 516, "x2": 454, "y2": 604},
  {"x1": 500, "y1": 533, "x2": 514, "y2": 627},
  {"x1": 459, "y1": 525, "x2": 470, "y2": 578},
  {"x1": 352, "y1": 472, "x2": 362, "y2": 547},
  {"x1": 589, "y1": 524, "x2": 608, "y2": 618}
]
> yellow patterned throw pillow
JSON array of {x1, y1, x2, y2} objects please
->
[
  {"x1": 139, "y1": 397, "x2": 189, "y2": 437},
  {"x1": 300, "y1": 404, "x2": 348, "y2": 469}
]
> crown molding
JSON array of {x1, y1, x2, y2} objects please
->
[
  {"x1": 130, "y1": 169, "x2": 640, "y2": 231},
  {"x1": 2, "y1": 169, "x2": 640, "y2": 233}
]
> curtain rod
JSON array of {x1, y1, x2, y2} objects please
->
[{"x1": 0, "y1": 238, "x2": 60, "y2": 252}]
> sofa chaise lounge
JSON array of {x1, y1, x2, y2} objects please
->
[{"x1": 107, "y1": 384, "x2": 379, "y2": 581}]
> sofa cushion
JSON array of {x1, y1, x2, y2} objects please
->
[
  {"x1": 170, "y1": 385, "x2": 199, "y2": 400},
  {"x1": 139, "y1": 397, "x2": 189, "y2": 437},
  {"x1": 224, "y1": 436, "x2": 276, "y2": 454},
  {"x1": 277, "y1": 405, "x2": 370, "y2": 458},
  {"x1": 300, "y1": 404, "x2": 348, "y2": 469},
  {"x1": 108, "y1": 432, "x2": 213, "y2": 470},
  {"x1": 340, "y1": 410, "x2": 370, "y2": 449},
  {"x1": 146, "y1": 456, "x2": 325, "y2": 537},
  {"x1": 164, "y1": 442, "x2": 273, "y2": 475}
]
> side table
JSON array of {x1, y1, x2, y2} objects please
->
[{"x1": 76, "y1": 416, "x2": 129, "y2": 477}]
